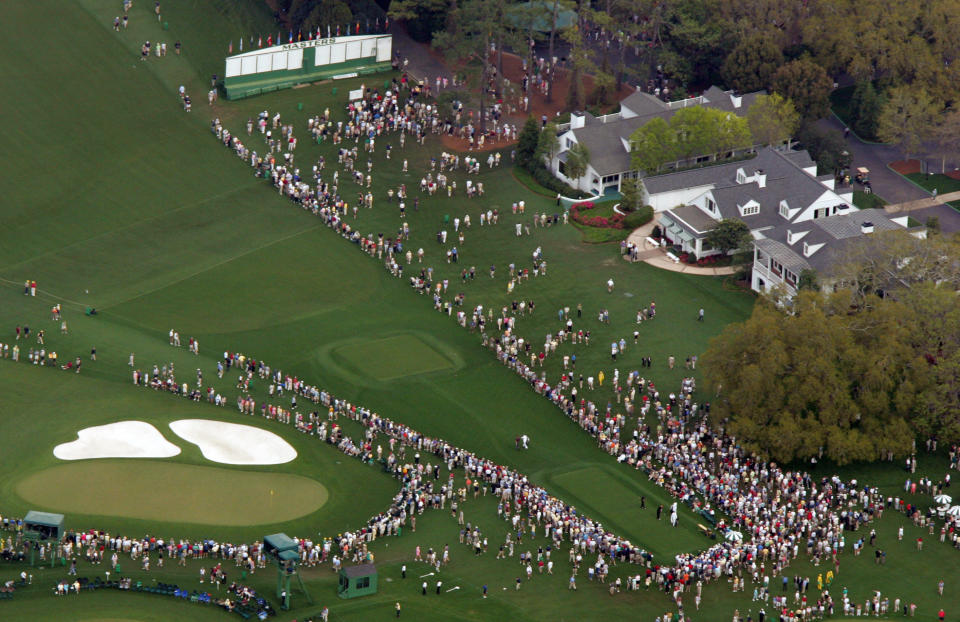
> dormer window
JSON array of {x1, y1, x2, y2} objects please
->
[
  {"x1": 779, "y1": 201, "x2": 790, "y2": 219},
  {"x1": 803, "y1": 242, "x2": 809, "y2": 256},
  {"x1": 740, "y1": 202, "x2": 759, "y2": 216},
  {"x1": 736, "y1": 169, "x2": 746, "y2": 184}
]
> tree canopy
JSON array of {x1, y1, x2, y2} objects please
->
[
  {"x1": 747, "y1": 93, "x2": 800, "y2": 147},
  {"x1": 703, "y1": 231, "x2": 960, "y2": 464},
  {"x1": 877, "y1": 86, "x2": 939, "y2": 160},
  {"x1": 721, "y1": 30, "x2": 784, "y2": 93},
  {"x1": 704, "y1": 218, "x2": 751, "y2": 255},
  {"x1": 771, "y1": 58, "x2": 833, "y2": 120},
  {"x1": 629, "y1": 107, "x2": 752, "y2": 174}
]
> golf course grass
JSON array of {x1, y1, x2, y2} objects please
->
[
  {"x1": 17, "y1": 461, "x2": 329, "y2": 526},
  {"x1": 1, "y1": 0, "x2": 958, "y2": 620},
  {"x1": 331, "y1": 333, "x2": 460, "y2": 381}
]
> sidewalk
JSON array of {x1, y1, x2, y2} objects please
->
[{"x1": 622, "y1": 219, "x2": 737, "y2": 276}]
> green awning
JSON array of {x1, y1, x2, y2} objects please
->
[{"x1": 678, "y1": 231, "x2": 694, "y2": 243}]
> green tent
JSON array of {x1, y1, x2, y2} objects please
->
[{"x1": 508, "y1": 1, "x2": 576, "y2": 33}]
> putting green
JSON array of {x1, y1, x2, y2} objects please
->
[
  {"x1": 16, "y1": 461, "x2": 328, "y2": 526},
  {"x1": 331, "y1": 333, "x2": 458, "y2": 381}
]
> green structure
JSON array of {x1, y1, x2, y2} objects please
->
[
  {"x1": 23, "y1": 511, "x2": 64, "y2": 568},
  {"x1": 263, "y1": 533, "x2": 312, "y2": 610},
  {"x1": 338, "y1": 564, "x2": 377, "y2": 599},
  {"x1": 224, "y1": 34, "x2": 392, "y2": 100}
]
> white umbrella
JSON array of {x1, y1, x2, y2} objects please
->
[
  {"x1": 934, "y1": 494, "x2": 952, "y2": 505},
  {"x1": 725, "y1": 530, "x2": 743, "y2": 542},
  {"x1": 947, "y1": 506, "x2": 960, "y2": 517}
]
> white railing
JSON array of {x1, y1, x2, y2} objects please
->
[{"x1": 665, "y1": 95, "x2": 705, "y2": 109}]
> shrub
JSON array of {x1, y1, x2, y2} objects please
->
[
  {"x1": 623, "y1": 205, "x2": 654, "y2": 229},
  {"x1": 523, "y1": 162, "x2": 589, "y2": 199}
]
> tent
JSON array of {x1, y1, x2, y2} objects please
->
[{"x1": 508, "y1": 1, "x2": 576, "y2": 33}]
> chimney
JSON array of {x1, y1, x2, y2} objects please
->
[
  {"x1": 730, "y1": 92, "x2": 743, "y2": 109},
  {"x1": 861, "y1": 221, "x2": 874, "y2": 234},
  {"x1": 755, "y1": 169, "x2": 766, "y2": 188},
  {"x1": 570, "y1": 111, "x2": 586, "y2": 130}
]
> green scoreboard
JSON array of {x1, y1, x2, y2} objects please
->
[{"x1": 224, "y1": 34, "x2": 392, "y2": 100}]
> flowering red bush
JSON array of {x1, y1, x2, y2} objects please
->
[{"x1": 569, "y1": 202, "x2": 625, "y2": 230}]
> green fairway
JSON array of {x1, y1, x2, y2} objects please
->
[
  {"x1": 17, "y1": 461, "x2": 328, "y2": 526},
  {"x1": 331, "y1": 333, "x2": 460, "y2": 380}
]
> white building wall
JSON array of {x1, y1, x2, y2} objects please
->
[{"x1": 647, "y1": 185, "x2": 715, "y2": 212}]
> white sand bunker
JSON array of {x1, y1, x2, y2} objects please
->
[
  {"x1": 54, "y1": 421, "x2": 182, "y2": 460},
  {"x1": 168, "y1": 419, "x2": 296, "y2": 465}
]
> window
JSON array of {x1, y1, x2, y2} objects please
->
[
  {"x1": 565, "y1": 138, "x2": 574, "y2": 149},
  {"x1": 558, "y1": 160, "x2": 567, "y2": 175},
  {"x1": 742, "y1": 204, "x2": 759, "y2": 216},
  {"x1": 602, "y1": 174, "x2": 620, "y2": 184},
  {"x1": 785, "y1": 270, "x2": 797, "y2": 285},
  {"x1": 705, "y1": 197, "x2": 717, "y2": 213},
  {"x1": 736, "y1": 169, "x2": 746, "y2": 184},
  {"x1": 803, "y1": 242, "x2": 809, "y2": 256},
  {"x1": 813, "y1": 207, "x2": 830, "y2": 219},
  {"x1": 770, "y1": 259, "x2": 782, "y2": 276},
  {"x1": 357, "y1": 577, "x2": 370, "y2": 589},
  {"x1": 779, "y1": 201, "x2": 790, "y2": 219}
]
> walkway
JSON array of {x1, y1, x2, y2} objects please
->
[
  {"x1": 387, "y1": 24, "x2": 453, "y2": 85},
  {"x1": 622, "y1": 219, "x2": 737, "y2": 276},
  {"x1": 885, "y1": 191, "x2": 960, "y2": 214}
]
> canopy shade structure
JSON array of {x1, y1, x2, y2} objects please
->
[{"x1": 508, "y1": 1, "x2": 577, "y2": 32}]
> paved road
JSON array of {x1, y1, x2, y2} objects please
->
[
  {"x1": 817, "y1": 116, "x2": 960, "y2": 231},
  {"x1": 387, "y1": 24, "x2": 453, "y2": 84}
]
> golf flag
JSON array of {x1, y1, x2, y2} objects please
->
[
  {"x1": 327, "y1": 25, "x2": 331, "y2": 38},
  {"x1": 267, "y1": 34, "x2": 273, "y2": 47},
  {"x1": 289, "y1": 30, "x2": 293, "y2": 43},
  {"x1": 297, "y1": 30, "x2": 302, "y2": 42},
  {"x1": 258, "y1": 35, "x2": 262, "y2": 48},
  {"x1": 239, "y1": 37, "x2": 243, "y2": 51},
  {"x1": 228, "y1": 40, "x2": 233, "y2": 54}
]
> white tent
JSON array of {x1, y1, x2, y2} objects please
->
[{"x1": 725, "y1": 531, "x2": 743, "y2": 542}]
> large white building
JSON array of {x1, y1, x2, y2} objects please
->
[{"x1": 549, "y1": 86, "x2": 762, "y2": 195}]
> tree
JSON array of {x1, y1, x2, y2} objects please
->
[
  {"x1": 563, "y1": 22, "x2": 593, "y2": 111},
  {"x1": 702, "y1": 292, "x2": 917, "y2": 465},
  {"x1": 877, "y1": 86, "x2": 939, "y2": 160},
  {"x1": 849, "y1": 81, "x2": 883, "y2": 141},
  {"x1": 565, "y1": 142, "x2": 590, "y2": 190},
  {"x1": 629, "y1": 107, "x2": 751, "y2": 174},
  {"x1": 535, "y1": 121, "x2": 561, "y2": 164},
  {"x1": 630, "y1": 117, "x2": 676, "y2": 174},
  {"x1": 546, "y1": 0, "x2": 576, "y2": 102},
  {"x1": 619, "y1": 176, "x2": 643, "y2": 211},
  {"x1": 516, "y1": 116, "x2": 541, "y2": 169},
  {"x1": 721, "y1": 30, "x2": 784, "y2": 93},
  {"x1": 432, "y1": 0, "x2": 497, "y2": 133},
  {"x1": 771, "y1": 58, "x2": 832, "y2": 120},
  {"x1": 301, "y1": 1, "x2": 352, "y2": 34},
  {"x1": 796, "y1": 124, "x2": 852, "y2": 175},
  {"x1": 387, "y1": 0, "x2": 448, "y2": 42},
  {"x1": 828, "y1": 230, "x2": 960, "y2": 309},
  {"x1": 704, "y1": 218, "x2": 751, "y2": 256},
  {"x1": 663, "y1": 0, "x2": 736, "y2": 88},
  {"x1": 747, "y1": 93, "x2": 800, "y2": 147},
  {"x1": 929, "y1": 107, "x2": 960, "y2": 173},
  {"x1": 798, "y1": 268, "x2": 819, "y2": 291}
]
